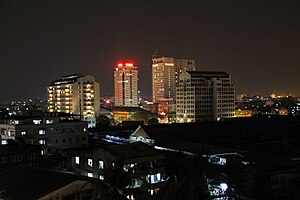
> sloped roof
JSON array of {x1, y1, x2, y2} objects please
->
[
  {"x1": 0, "y1": 167, "x2": 92, "y2": 200},
  {"x1": 103, "y1": 141, "x2": 161, "y2": 160}
]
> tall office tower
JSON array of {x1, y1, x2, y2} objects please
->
[
  {"x1": 152, "y1": 50, "x2": 196, "y2": 102},
  {"x1": 176, "y1": 71, "x2": 235, "y2": 122},
  {"x1": 47, "y1": 74, "x2": 100, "y2": 128},
  {"x1": 114, "y1": 62, "x2": 138, "y2": 107}
]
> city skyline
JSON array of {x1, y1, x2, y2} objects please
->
[{"x1": 0, "y1": 0, "x2": 299, "y2": 102}]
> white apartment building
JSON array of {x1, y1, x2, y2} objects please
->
[
  {"x1": 47, "y1": 74, "x2": 100, "y2": 128},
  {"x1": 176, "y1": 71, "x2": 235, "y2": 122},
  {"x1": 114, "y1": 63, "x2": 138, "y2": 107},
  {"x1": 152, "y1": 51, "x2": 196, "y2": 102}
]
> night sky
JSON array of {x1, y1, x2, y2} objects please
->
[{"x1": 0, "y1": 0, "x2": 299, "y2": 102}]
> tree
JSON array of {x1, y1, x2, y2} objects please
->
[
  {"x1": 128, "y1": 110, "x2": 158, "y2": 125},
  {"x1": 102, "y1": 160, "x2": 152, "y2": 200},
  {"x1": 155, "y1": 152, "x2": 210, "y2": 200},
  {"x1": 96, "y1": 114, "x2": 114, "y2": 127}
]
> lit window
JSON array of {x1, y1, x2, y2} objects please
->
[
  {"x1": 88, "y1": 158, "x2": 93, "y2": 167},
  {"x1": 1, "y1": 140, "x2": 7, "y2": 145},
  {"x1": 150, "y1": 189, "x2": 154, "y2": 195},
  {"x1": 87, "y1": 172, "x2": 93, "y2": 177},
  {"x1": 21, "y1": 131, "x2": 26, "y2": 135},
  {"x1": 33, "y1": 119, "x2": 42, "y2": 124},
  {"x1": 75, "y1": 156, "x2": 80, "y2": 164},
  {"x1": 41, "y1": 150, "x2": 44, "y2": 155},
  {"x1": 99, "y1": 175, "x2": 104, "y2": 180},
  {"x1": 148, "y1": 173, "x2": 161, "y2": 184},
  {"x1": 8, "y1": 131, "x2": 15, "y2": 137},
  {"x1": 46, "y1": 119, "x2": 54, "y2": 124},
  {"x1": 39, "y1": 129, "x2": 45, "y2": 135},
  {"x1": 39, "y1": 139, "x2": 46, "y2": 145},
  {"x1": 99, "y1": 160, "x2": 104, "y2": 169}
]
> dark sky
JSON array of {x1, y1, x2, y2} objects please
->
[{"x1": 0, "y1": 0, "x2": 299, "y2": 102}]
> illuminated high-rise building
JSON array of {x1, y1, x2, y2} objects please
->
[
  {"x1": 152, "y1": 50, "x2": 196, "y2": 102},
  {"x1": 176, "y1": 71, "x2": 235, "y2": 122},
  {"x1": 114, "y1": 63, "x2": 138, "y2": 107},
  {"x1": 47, "y1": 74, "x2": 100, "y2": 128}
]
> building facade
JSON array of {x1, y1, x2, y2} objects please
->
[
  {"x1": 152, "y1": 51, "x2": 196, "y2": 102},
  {"x1": 15, "y1": 116, "x2": 89, "y2": 156},
  {"x1": 176, "y1": 71, "x2": 235, "y2": 122},
  {"x1": 0, "y1": 140, "x2": 40, "y2": 174},
  {"x1": 47, "y1": 74, "x2": 100, "y2": 128},
  {"x1": 114, "y1": 63, "x2": 138, "y2": 107},
  {"x1": 0, "y1": 124, "x2": 15, "y2": 145},
  {"x1": 66, "y1": 142, "x2": 166, "y2": 196}
]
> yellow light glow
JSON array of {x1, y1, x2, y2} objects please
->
[{"x1": 165, "y1": 63, "x2": 174, "y2": 66}]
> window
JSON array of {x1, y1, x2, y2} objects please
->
[
  {"x1": 33, "y1": 119, "x2": 42, "y2": 124},
  {"x1": 75, "y1": 156, "x2": 80, "y2": 164},
  {"x1": 0, "y1": 156, "x2": 7, "y2": 164},
  {"x1": 8, "y1": 131, "x2": 15, "y2": 137},
  {"x1": 21, "y1": 131, "x2": 26, "y2": 135},
  {"x1": 88, "y1": 159, "x2": 93, "y2": 167},
  {"x1": 87, "y1": 172, "x2": 93, "y2": 178},
  {"x1": 39, "y1": 129, "x2": 45, "y2": 135},
  {"x1": 99, "y1": 175, "x2": 104, "y2": 180},
  {"x1": 112, "y1": 162, "x2": 115, "y2": 169},
  {"x1": 46, "y1": 119, "x2": 54, "y2": 124},
  {"x1": 99, "y1": 160, "x2": 104, "y2": 169},
  {"x1": 1, "y1": 129, "x2": 6, "y2": 135},
  {"x1": 39, "y1": 139, "x2": 46, "y2": 145},
  {"x1": 148, "y1": 173, "x2": 161, "y2": 184}
]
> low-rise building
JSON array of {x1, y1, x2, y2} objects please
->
[
  {"x1": 15, "y1": 116, "x2": 88, "y2": 156},
  {"x1": 0, "y1": 124, "x2": 15, "y2": 144},
  {"x1": 65, "y1": 142, "x2": 166, "y2": 196},
  {"x1": 0, "y1": 140, "x2": 40, "y2": 174}
]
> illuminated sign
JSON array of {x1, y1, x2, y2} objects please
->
[
  {"x1": 125, "y1": 63, "x2": 133, "y2": 67},
  {"x1": 117, "y1": 63, "x2": 135, "y2": 68}
]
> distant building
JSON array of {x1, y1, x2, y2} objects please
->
[
  {"x1": 152, "y1": 50, "x2": 196, "y2": 102},
  {"x1": 176, "y1": 71, "x2": 235, "y2": 122},
  {"x1": 112, "y1": 107, "x2": 157, "y2": 125},
  {"x1": 0, "y1": 124, "x2": 15, "y2": 145},
  {"x1": 47, "y1": 74, "x2": 100, "y2": 128},
  {"x1": 15, "y1": 116, "x2": 89, "y2": 156},
  {"x1": 114, "y1": 63, "x2": 138, "y2": 107}
]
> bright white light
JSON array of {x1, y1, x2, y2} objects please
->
[
  {"x1": 75, "y1": 156, "x2": 80, "y2": 164},
  {"x1": 220, "y1": 183, "x2": 228, "y2": 191},
  {"x1": 88, "y1": 158, "x2": 93, "y2": 167}
]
